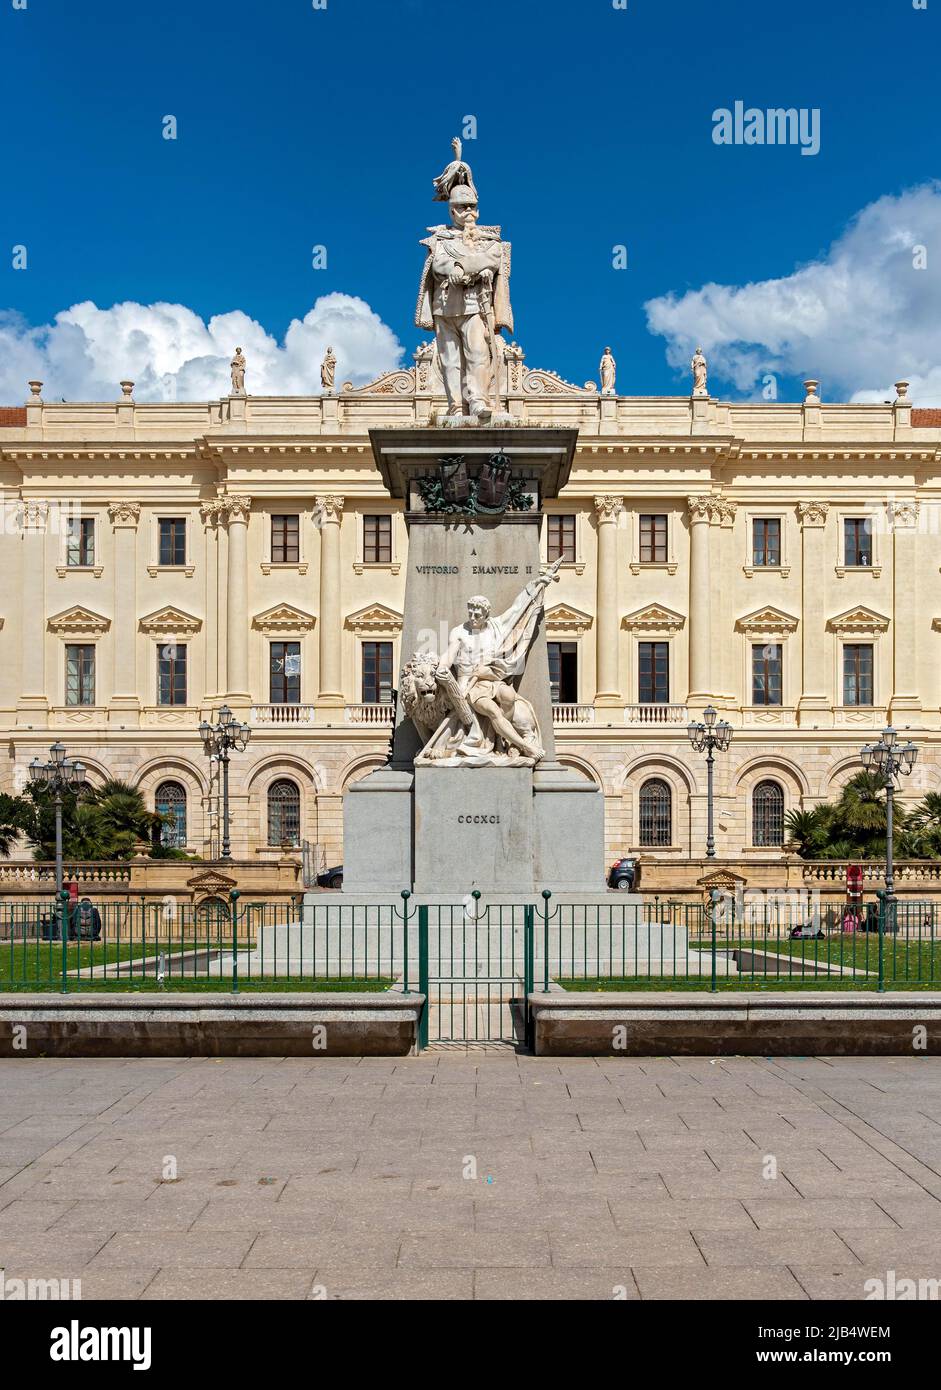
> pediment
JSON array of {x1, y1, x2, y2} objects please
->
[
  {"x1": 697, "y1": 869, "x2": 747, "y2": 891},
  {"x1": 827, "y1": 605, "x2": 890, "y2": 634},
  {"x1": 344, "y1": 603, "x2": 403, "y2": 635},
  {"x1": 47, "y1": 605, "x2": 110, "y2": 635},
  {"x1": 139, "y1": 605, "x2": 202, "y2": 636},
  {"x1": 621, "y1": 603, "x2": 686, "y2": 634},
  {"x1": 187, "y1": 868, "x2": 237, "y2": 893},
  {"x1": 545, "y1": 603, "x2": 593, "y2": 635},
  {"x1": 252, "y1": 603, "x2": 316, "y2": 635},
  {"x1": 736, "y1": 605, "x2": 799, "y2": 635}
]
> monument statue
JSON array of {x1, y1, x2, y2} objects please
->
[
  {"x1": 600, "y1": 346, "x2": 616, "y2": 394},
  {"x1": 320, "y1": 346, "x2": 337, "y2": 391},
  {"x1": 230, "y1": 347, "x2": 246, "y2": 395},
  {"x1": 692, "y1": 345, "x2": 708, "y2": 395},
  {"x1": 405, "y1": 559, "x2": 561, "y2": 768},
  {"x1": 415, "y1": 137, "x2": 513, "y2": 424}
]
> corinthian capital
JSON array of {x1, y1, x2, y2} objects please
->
[
  {"x1": 221, "y1": 494, "x2": 252, "y2": 524},
  {"x1": 107, "y1": 500, "x2": 141, "y2": 527},
  {"x1": 593, "y1": 495, "x2": 623, "y2": 524},
  {"x1": 888, "y1": 499, "x2": 920, "y2": 530},
  {"x1": 686, "y1": 495, "x2": 714, "y2": 523},
  {"x1": 797, "y1": 500, "x2": 829, "y2": 528},
  {"x1": 314, "y1": 495, "x2": 345, "y2": 525},
  {"x1": 20, "y1": 498, "x2": 50, "y2": 530}
]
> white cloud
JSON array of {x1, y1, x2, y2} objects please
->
[
  {"x1": 645, "y1": 182, "x2": 941, "y2": 404},
  {"x1": 0, "y1": 293, "x2": 403, "y2": 402}
]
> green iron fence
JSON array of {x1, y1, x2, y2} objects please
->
[{"x1": 1, "y1": 892, "x2": 941, "y2": 1028}]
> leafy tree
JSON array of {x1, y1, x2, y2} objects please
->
[
  {"x1": 0, "y1": 792, "x2": 30, "y2": 859},
  {"x1": 20, "y1": 778, "x2": 164, "y2": 862},
  {"x1": 785, "y1": 771, "x2": 921, "y2": 860}
]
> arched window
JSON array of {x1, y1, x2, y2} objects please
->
[
  {"x1": 639, "y1": 778, "x2": 672, "y2": 847},
  {"x1": 753, "y1": 780, "x2": 785, "y2": 847},
  {"x1": 268, "y1": 779, "x2": 301, "y2": 847},
  {"x1": 155, "y1": 781, "x2": 187, "y2": 849}
]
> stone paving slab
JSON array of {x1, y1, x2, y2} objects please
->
[{"x1": 2, "y1": 1054, "x2": 941, "y2": 1300}]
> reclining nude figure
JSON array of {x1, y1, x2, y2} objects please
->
[{"x1": 409, "y1": 558, "x2": 561, "y2": 768}]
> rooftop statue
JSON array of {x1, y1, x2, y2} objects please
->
[{"x1": 415, "y1": 138, "x2": 513, "y2": 425}]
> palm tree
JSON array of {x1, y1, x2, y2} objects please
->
[
  {"x1": 836, "y1": 771, "x2": 888, "y2": 838},
  {"x1": 0, "y1": 792, "x2": 29, "y2": 859}
]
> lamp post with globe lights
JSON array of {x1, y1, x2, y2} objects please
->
[
  {"x1": 28, "y1": 742, "x2": 88, "y2": 943},
  {"x1": 860, "y1": 727, "x2": 917, "y2": 906},
  {"x1": 199, "y1": 706, "x2": 251, "y2": 861},
  {"x1": 687, "y1": 706, "x2": 733, "y2": 859}
]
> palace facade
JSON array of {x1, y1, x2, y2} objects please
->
[{"x1": 1, "y1": 358, "x2": 940, "y2": 879}]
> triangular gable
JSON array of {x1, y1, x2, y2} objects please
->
[
  {"x1": 47, "y1": 605, "x2": 111, "y2": 635},
  {"x1": 621, "y1": 603, "x2": 686, "y2": 633}
]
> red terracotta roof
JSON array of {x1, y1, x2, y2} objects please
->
[
  {"x1": 912, "y1": 408, "x2": 941, "y2": 427},
  {"x1": 0, "y1": 407, "x2": 26, "y2": 426}
]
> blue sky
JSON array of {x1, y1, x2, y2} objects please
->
[{"x1": 1, "y1": 0, "x2": 939, "y2": 403}]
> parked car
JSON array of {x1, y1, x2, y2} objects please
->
[
  {"x1": 316, "y1": 865, "x2": 343, "y2": 889},
  {"x1": 789, "y1": 922, "x2": 826, "y2": 939},
  {"x1": 607, "y1": 857, "x2": 640, "y2": 891}
]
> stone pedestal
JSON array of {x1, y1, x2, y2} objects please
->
[
  {"x1": 343, "y1": 768, "x2": 412, "y2": 894},
  {"x1": 414, "y1": 766, "x2": 533, "y2": 894},
  {"x1": 342, "y1": 425, "x2": 609, "y2": 897}
]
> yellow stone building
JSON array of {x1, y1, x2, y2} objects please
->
[{"x1": 1, "y1": 366, "x2": 939, "y2": 880}]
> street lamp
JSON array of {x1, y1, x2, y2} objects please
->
[
  {"x1": 860, "y1": 726, "x2": 917, "y2": 903},
  {"x1": 687, "y1": 706, "x2": 733, "y2": 859},
  {"x1": 199, "y1": 705, "x2": 251, "y2": 861},
  {"x1": 28, "y1": 741, "x2": 88, "y2": 939}
]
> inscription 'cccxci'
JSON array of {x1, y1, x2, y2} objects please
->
[{"x1": 458, "y1": 814, "x2": 501, "y2": 825}]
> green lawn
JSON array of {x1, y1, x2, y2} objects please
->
[
  {"x1": 695, "y1": 935, "x2": 941, "y2": 982},
  {"x1": 0, "y1": 941, "x2": 392, "y2": 992},
  {"x1": 557, "y1": 976, "x2": 941, "y2": 993},
  {"x1": 0, "y1": 976, "x2": 395, "y2": 994}
]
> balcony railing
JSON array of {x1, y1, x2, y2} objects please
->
[
  {"x1": 552, "y1": 703, "x2": 596, "y2": 725},
  {"x1": 625, "y1": 703, "x2": 689, "y2": 725},
  {"x1": 250, "y1": 704, "x2": 317, "y2": 726},
  {"x1": 345, "y1": 703, "x2": 395, "y2": 725}
]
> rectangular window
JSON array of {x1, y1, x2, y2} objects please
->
[
  {"x1": 547, "y1": 514, "x2": 576, "y2": 564},
  {"x1": 158, "y1": 518, "x2": 186, "y2": 566},
  {"x1": 843, "y1": 644, "x2": 874, "y2": 706},
  {"x1": 638, "y1": 641, "x2": 670, "y2": 704},
  {"x1": 547, "y1": 641, "x2": 578, "y2": 703},
  {"x1": 362, "y1": 641, "x2": 394, "y2": 704},
  {"x1": 271, "y1": 514, "x2": 300, "y2": 564},
  {"x1": 363, "y1": 514, "x2": 392, "y2": 564},
  {"x1": 752, "y1": 643, "x2": 783, "y2": 706},
  {"x1": 752, "y1": 518, "x2": 781, "y2": 568},
  {"x1": 639, "y1": 514, "x2": 668, "y2": 564},
  {"x1": 65, "y1": 645, "x2": 95, "y2": 706},
  {"x1": 66, "y1": 517, "x2": 95, "y2": 567},
  {"x1": 270, "y1": 641, "x2": 301, "y2": 704},
  {"x1": 844, "y1": 518, "x2": 872, "y2": 567},
  {"x1": 157, "y1": 644, "x2": 187, "y2": 706}
]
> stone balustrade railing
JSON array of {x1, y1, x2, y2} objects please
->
[
  {"x1": 552, "y1": 704, "x2": 596, "y2": 725},
  {"x1": 0, "y1": 862, "x2": 132, "y2": 885},
  {"x1": 345, "y1": 703, "x2": 395, "y2": 725},
  {"x1": 250, "y1": 704, "x2": 317, "y2": 725},
  {"x1": 624, "y1": 703, "x2": 689, "y2": 725},
  {"x1": 801, "y1": 860, "x2": 941, "y2": 884}
]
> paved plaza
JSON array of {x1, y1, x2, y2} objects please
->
[{"x1": 1, "y1": 1053, "x2": 941, "y2": 1300}]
